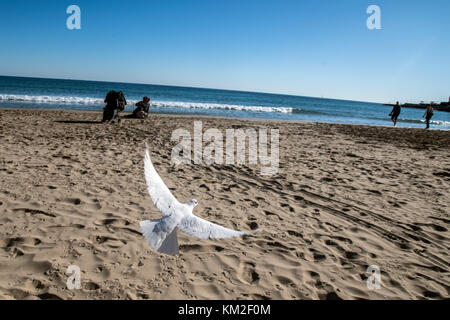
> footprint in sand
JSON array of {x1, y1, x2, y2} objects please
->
[
  {"x1": 94, "y1": 218, "x2": 131, "y2": 227},
  {"x1": 244, "y1": 199, "x2": 259, "y2": 208},
  {"x1": 246, "y1": 221, "x2": 258, "y2": 230},
  {"x1": 280, "y1": 203, "x2": 295, "y2": 213},
  {"x1": 63, "y1": 198, "x2": 82, "y2": 205},
  {"x1": 49, "y1": 224, "x2": 85, "y2": 230},
  {"x1": 429, "y1": 224, "x2": 447, "y2": 232},
  {"x1": 408, "y1": 224, "x2": 422, "y2": 231},
  {"x1": 221, "y1": 197, "x2": 236, "y2": 205},
  {"x1": 8, "y1": 288, "x2": 31, "y2": 299},
  {"x1": 82, "y1": 282, "x2": 100, "y2": 291},
  {"x1": 305, "y1": 248, "x2": 326, "y2": 262},
  {"x1": 422, "y1": 290, "x2": 442, "y2": 299},
  {"x1": 287, "y1": 230, "x2": 303, "y2": 239},
  {"x1": 319, "y1": 291, "x2": 343, "y2": 300},
  {"x1": 237, "y1": 261, "x2": 259, "y2": 284},
  {"x1": 256, "y1": 240, "x2": 293, "y2": 252},
  {"x1": 277, "y1": 275, "x2": 294, "y2": 287},
  {"x1": 95, "y1": 265, "x2": 111, "y2": 279},
  {"x1": 94, "y1": 236, "x2": 126, "y2": 248},
  {"x1": 13, "y1": 208, "x2": 56, "y2": 218},
  {"x1": 263, "y1": 210, "x2": 283, "y2": 221},
  {"x1": 179, "y1": 244, "x2": 225, "y2": 253},
  {"x1": 23, "y1": 279, "x2": 47, "y2": 293},
  {"x1": 344, "y1": 251, "x2": 360, "y2": 260},
  {"x1": 0, "y1": 237, "x2": 42, "y2": 248}
]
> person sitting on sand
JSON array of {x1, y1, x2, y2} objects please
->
[
  {"x1": 423, "y1": 104, "x2": 434, "y2": 129},
  {"x1": 132, "y1": 96, "x2": 151, "y2": 119},
  {"x1": 389, "y1": 101, "x2": 401, "y2": 126}
]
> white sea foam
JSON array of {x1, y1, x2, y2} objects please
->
[
  {"x1": 0, "y1": 94, "x2": 294, "y2": 113},
  {"x1": 424, "y1": 119, "x2": 450, "y2": 126},
  {"x1": 151, "y1": 100, "x2": 293, "y2": 113},
  {"x1": 0, "y1": 94, "x2": 105, "y2": 105}
]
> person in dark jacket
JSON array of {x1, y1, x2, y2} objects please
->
[
  {"x1": 389, "y1": 101, "x2": 401, "y2": 126},
  {"x1": 423, "y1": 104, "x2": 434, "y2": 129},
  {"x1": 102, "y1": 90, "x2": 127, "y2": 123}
]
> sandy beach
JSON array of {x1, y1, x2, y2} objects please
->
[{"x1": 0, "y1": 108, "x2": 449, "y2": 300}]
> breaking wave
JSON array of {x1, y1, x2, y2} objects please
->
[{"x1": 0, "y1": 94, "x2": 295, "y2": 114}]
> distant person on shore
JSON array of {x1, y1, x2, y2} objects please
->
[
  {"x1": 132, "y1": 96, "x2": 151, "y2": 119},
  {"x1": 389, "y1": 101, "x2": 401, "y2": 126},
  {"x1": 423, "y1": 104, "x2": 434, "y2": 129}
]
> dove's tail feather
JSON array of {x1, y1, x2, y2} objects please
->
[
  {"x1": 140, "y1": 220, "x2": 179, "y2": 255},
  {"x1": 158, "y1": 227, "x2": 179, "y2": 255}
]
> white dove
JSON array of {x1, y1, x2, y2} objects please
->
[{"x1": 140, "y1": 144, "x2": 250, "y2": 255}]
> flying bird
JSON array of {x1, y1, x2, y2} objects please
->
[{"x1": 140, "y1": 144, "x2": 250, "y2": 255}]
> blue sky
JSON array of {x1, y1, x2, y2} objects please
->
[{"x1": 0, "y1": 0, "x2": 449, "y2": 103}]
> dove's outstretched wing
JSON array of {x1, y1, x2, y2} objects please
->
[
  {"x1": 178, "y1": 214, "x2": 247, "y2": 239},
  {"x1": 144, "y1": 144, "x2": 179, "y2": 216}
]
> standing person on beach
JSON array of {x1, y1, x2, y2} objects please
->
[
  {"x1": 423, "y1": 104, "x2": 434, "y2": 129},
  {"x1": 132, "y1": 96, "x2": 151, "y2": 119},
  {"x1": 389, "y1": 101, "x2": 401, "y2": 126},
  {"x1": 102, "y1": 90, "x2": 127, "y2": 123}
]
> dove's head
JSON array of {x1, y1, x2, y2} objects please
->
[{"x1": 187, "y1": 199, "x2": 198, "y2": 208}]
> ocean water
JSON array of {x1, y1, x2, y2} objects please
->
[{"x1": 0, "y1": 76, "x2": 449, "y2": 130}]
